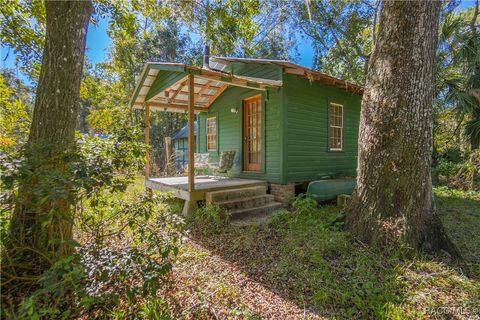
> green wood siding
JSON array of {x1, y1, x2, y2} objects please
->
[
  {"x1": 198, "y1": 86, "x2": 284, "y2": 183},
  {"x1": 284, "y1": 74, "x2": 361, "y2": 182},
  {"x1": 134, "y1": 61, "x2": 362, "y2": 186},
  {"x1": 197, "y1": 114, "x2": 206, "y2": 152},
  {"x1": 146, "y1": 62, "x2": 362, "y2": 185}
]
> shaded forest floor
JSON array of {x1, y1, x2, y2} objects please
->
[
  {"x1": 64, "y1": 179, "x2": 479, "y2": 319},
  {"x1": 156, "y1": 186, "x2": 479, "y2": 319}
]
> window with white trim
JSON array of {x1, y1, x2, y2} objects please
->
[
  {"x1": 206, "y1": 116, "x2": 217, "y2": 151},
  {"x1": 329, "y1": 103, "x2": 343, "y2": 151}
]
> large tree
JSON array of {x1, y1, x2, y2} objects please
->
[
  {"x1": 346, "y1": 0, "x2": 458, "y2": 256},
  {"x1": 291, "y1": 0, "x2": 376, "y2": 84},
  {"x1": 9, "y1": 0, "x2": 93, "y2": 266}
]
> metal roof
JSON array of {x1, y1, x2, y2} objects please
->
[
  {"x1": 210, "y1": 56, "x2": 363, "y2": 94},
  {"x1": 130, "y1": 57, "x2": 363, "y2": 112},
  {"x1": 172, "y1": 122, "x2": 197, "y2": 140},
  {"x1": 130, "y1": 62, "x2": 281, "y2": 112}
]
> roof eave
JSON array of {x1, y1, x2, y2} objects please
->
[
  {"x1": 130, "y1": 62, "x2": 283, "y2": 110},
  {"x1": 210, "y1": 56, "x2": 364, "y2": 95}
]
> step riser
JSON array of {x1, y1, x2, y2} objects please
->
[
  {"x1": 206, "y1": 185, "x2": 267, "y2": 203},
  {"x1": 230, "y1": 203, "x2": 283, "y2": 220},
  {"x1": 205, "y1": 185, "x2": 282, "y2": 223},
  {"x1": 218, "y1": 195, "x2": 274, "y2": 210}
]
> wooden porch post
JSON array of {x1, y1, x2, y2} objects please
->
[
  {"x1": 145, "y1": 103, "x2": 150, "y2": 179},
  {"x1": 188, "y1": 74, "x2": 195, "y2": 192}
]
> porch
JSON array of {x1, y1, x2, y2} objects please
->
[
  {"x1": 145, "y1": 175, "x2": 270, "y2": 215},
  {"x1": 130, "y1": 54, "x2": 286, "y2": 215},
  {"x1": 145, "y1": 175, "x2": 266, "y2": 201},
  {"x1": 131, "y1": 59, "x2": 280, "y2": 200}
]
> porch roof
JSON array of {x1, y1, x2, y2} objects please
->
[
  {"x1": 130, "y1": 57, "x2": 364, "y2": 113},
  {"x1": 130, "y1": 62, "x2": 282, "y2": 113}
]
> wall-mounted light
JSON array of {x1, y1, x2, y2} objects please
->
[{"x1": 230, "y1": 107, "x2": 239, "y2": 114}]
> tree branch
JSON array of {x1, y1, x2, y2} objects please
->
[{"x1": 471, "y1": 0, "x2": 478, "y2": 32}]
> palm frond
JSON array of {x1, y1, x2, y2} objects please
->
[{"x1": 465, "y1": 116, "x2": 480, "y2": 148}]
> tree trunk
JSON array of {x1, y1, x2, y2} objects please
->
[
  {"x1": 9, "y1": 1, "x2": 93, "y2": 263},
  {"x1": 345, "y1": 0, "x2": 459, "y2": 257}
]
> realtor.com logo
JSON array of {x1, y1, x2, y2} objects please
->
[{"x1": 425, "y1": 306, "x2": 480, "y2": 317}]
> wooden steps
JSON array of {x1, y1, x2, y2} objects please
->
[
  {"x1": 205, "y1": 185, "x2": 283, "y2": 222},
  {"x1": 229, "y1": 202, "x2": 283, "y2": 221}
]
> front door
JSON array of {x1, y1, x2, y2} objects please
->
[{"x1": 243, "y1": 95, "x2": 262, "y2": 171}]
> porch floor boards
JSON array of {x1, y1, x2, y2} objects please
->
[{"x1": 145, "y1": 175, "x2": 266, "y2": 201}]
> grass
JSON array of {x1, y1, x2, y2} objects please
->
[
  {"x1": 176, "y1": 188, "x2": 480, "y2": 319},
  {"x1": 63, "y1": 178, "x2": 479, "y2": 319},
  {"x1": 435, "y1": 186, "x2": 480, "y2": 275}
]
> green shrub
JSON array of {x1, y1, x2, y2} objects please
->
[
  {"x1": 268, "y1": 209, "x2": 292, "y2": 227},
  {"x1": 188, "y1": 203, "x2": 229, "y2": 235},
  {"x1": 8, "y1": 256, "x2": 86, "y2": 319},
  {"x1": 291, "y1": 194, "x2": 318, "y2": 216},
  {"x1": 3, "y1": 191, "x2": 185, "y2": 319},
  {"x1": 433, "y1": 150, "x2": 480, "y2": 190},
  {"x1": 0, "y1": 123, "x2": 184, "y2": 317},
  {"x1": 138, "y1": 297, "x2": 172, "y2": 320},
  {"x1": 441, "y1": 147, "x2": 464, "y2": 163},
  {"x1": 272, "y1": 194, "x2": 343, "y2": 229},
  {"x1": 434, "y1": 159, "x2": 462, "y2": 178}
]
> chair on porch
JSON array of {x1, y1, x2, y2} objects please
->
[
  {"x1": 192, "y1": 153, "x2": 210, "y2": 175},
  {"x1": 210, "y1": 151, "x2": 236, "y2": 178},
  {"x1": 190, "y1": 151, "x2": 236, "y2": 177}
]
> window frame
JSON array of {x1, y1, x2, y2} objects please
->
[
  {"x1": 206, "y1": 116, "x2": 217, "y2": 152},
  {"x1": 242, "y1": 94, "x2": 263, "y2": 172},
  {"x1": 328, "y1": 103, "x2": 344, "y2": 151}
]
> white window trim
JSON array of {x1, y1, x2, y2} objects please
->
[
  {"x1": 206, "y1": 116, "x2": 217, "y2": 152},
  {"x1": 329, "y1": 103, "x2": 343, "y2": 151}
]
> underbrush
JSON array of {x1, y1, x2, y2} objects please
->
[
  {"x1": 0, "y1": 125, "x2": 185, "y2": 319},
  {"x1": 2, "y1": 189, "x2": 185, "y2": 319},
  {"x1": 433, "y1": 149, "x2": 480, "y2": 191},
  {"x1": 194, "y1": 193, "x2": 480, "y2": 319},
  {"x1": 187, "y1": 203, "x2": 230, "y2": 236}
]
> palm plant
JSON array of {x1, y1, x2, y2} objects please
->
[{"x1": 436, "y1": 6, "x2": 480, "y2": 150}]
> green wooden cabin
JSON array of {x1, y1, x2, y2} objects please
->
[{"x1": 131, "y1": 57, "x2": 363, "y2": 200}]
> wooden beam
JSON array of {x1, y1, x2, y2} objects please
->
[
  {"x1": 188, "y1": 74, "x2": 195, "y2": 192},
  {"x1": 168, "y1": 79, "x2": 188, "y2": 103},
  {"x1": 196, "y1": 80, "x2": 215, "y2": 97},
  {"x1": 196, "y1": 75, "x2": 267, "y2": 91},
  {"x1": 284, "y1": 67, "x2": 305, "y2": 76},
  {"x1": 205, "y1": 84, "x2": 228, "y2": 108},
  {"x1": 145, "y1": 103, "x2": 150, "y2": 179},
  {"x1": 162, "y1": 81, "x2": 218, "y2": 106},
  {"x1": 284, "y1": 67, "x2": 363, "y2": 95},
  {"x1": 145, "y1": 76, "x2": 188, "y2": 103},
  {"x1": 151, "y1": 105, "x2": 206, "y2": 113},
  {"x1": 134, "y1": 102, "x2": 207, "y2": 112},
  {"x1": 176, "y1": 90, "x2": 215, "y2": 98},
  {"x1": 172, "y1": 81, "x2": 221, "y2": 100}
]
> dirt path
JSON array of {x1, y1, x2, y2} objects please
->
[{"x1": 166, "y1": 240, "x2": 323, "y2": 320}]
